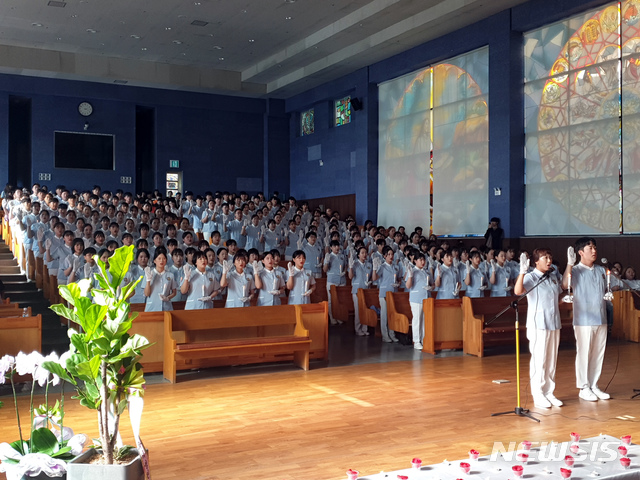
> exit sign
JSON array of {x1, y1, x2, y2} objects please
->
[{"x1": 170, "y1": 160, "x2": 180, "y2": 168}]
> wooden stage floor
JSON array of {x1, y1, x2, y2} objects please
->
[{"x1": 1, "y1": 341, "x2": 640, "y2": 480}]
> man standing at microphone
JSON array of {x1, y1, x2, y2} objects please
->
[
  {"x1": 515, "y1": 248, "x2": 563, "y2": 409},
  {"x1": 562, "y1": 237, "x2": 610, "y2": 401}
]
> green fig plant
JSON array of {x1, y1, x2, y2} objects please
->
[{"x1": 42, "y1": 245, "x2": 151, "y2": 466}]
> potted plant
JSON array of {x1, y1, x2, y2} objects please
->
[
  {"x1": 41, "y1": 245, "x2": 151, "y2": 480},
  {"x1": 0, "y1": 351, "x2": 87, "y2": 480}
]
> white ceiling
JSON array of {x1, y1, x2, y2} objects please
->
[{"x1": 0, "y1": 0, "x2": 528, "y2": 99}]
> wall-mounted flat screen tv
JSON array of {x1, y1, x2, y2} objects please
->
[{"x1": 54, "y1": 131, "x2": 115, "y2": 170}]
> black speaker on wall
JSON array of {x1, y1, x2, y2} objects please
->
[{"x1": 351, "y1": 97, "x2": 363, "y2": 111}]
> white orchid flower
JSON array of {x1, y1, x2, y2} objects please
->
[
  {"x1": 13, "y1": 453, "x2": 67, "y2": 478},
  {"x1": 15, "y1": 351, "x2": 43, "y2": 377},
  {"x1": 0, "y1": 442, "x2": 22, "y2": 463},
  {"x1": 67, "y1": 433, "x2": 88, "y2": 456},
  {"x1": 0, "y1": 355, "x2": 15, "y2": 384}
]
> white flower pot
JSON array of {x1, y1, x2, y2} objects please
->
[{"x1": 66, "y1": 449, "x2": 143, "y2": 480}]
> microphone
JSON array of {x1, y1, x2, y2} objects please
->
[{"x1": 601, "y1": 258, "x2": 612, "y2": 269}]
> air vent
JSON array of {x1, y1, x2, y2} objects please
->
[
  {"x1": 191, "y1": 19, "x2": 208, "y2": 26},
  {"x1": 48, "y1": 0, "x2": 67, "y2": 6}
]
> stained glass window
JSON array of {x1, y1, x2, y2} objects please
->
[
  {"x1": 335, "y1": 96, "x2": 352, "y2": 126},
  {"x1": 378, "y1": 47, "x2": 489, "y2": 235},
  {"x1": 524, "y1": 2, "x2": 640, "y2": 234},
  {"x1": 301, "y1": 109, "x2": 314, "y2": 136}
]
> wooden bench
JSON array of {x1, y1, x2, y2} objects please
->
[
  {"x1": 462, "y1": 296, "x2": 574, "y2": 357},
  {"x1": 0, "y1": 306, "x2": 32, "y2": 318},
  {"x1": 386, "y1": 291, "x2": 412, "y2": 334},
  {"x1": 612, "y1": 290, "x2": 640, "y2": 342},
  {"x1": 131, "y1": 302, "x2": 328, "y2": 374},
  {"x1": 162, "y1": 302, "x2": 328, "y2": 383},
  {"x1": 0, "y1": 314, "x2": 42, "y2": 357},
  {"x1": 423, "y1": 297, "x2": 463, "y2": 354},
  {"x1": 329, "y1": 284, "x2": 354, "y2": 325},
  {"x1": 311, "y1": 276, "x2": 328, "y2": 304},
  {"x1": 357, "y1": 288, "x2": 380, "y2": 336}
]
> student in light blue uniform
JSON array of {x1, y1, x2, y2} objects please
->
[
  {"x1": 349, "y1": 246, "x2": 372, "y2": 336},
  {"x1": 256, "y1": 251, "x2": 285, "y2": 306},
  {"x1": 181, "y1": 251, "x2": 220, "y2": 310},
  {"x1": 489, "y1": 249, "x2": 513, "y2": 297},
  {"x1": 262, "y1": 219, "x2": 281, "y2": 253},
  {"x1": 302, "y1": 232, "x2": 324, "y2": 278},
  {"x1": 126, "y1": 248, "x2": 149, "y2": 305},
  {"x1": 464, "y1": 251, "x2": 489, "y2": 298},
  {"x1": 372, "y1": 245, "x2": 400, "y2": 343},
  {"x1": 324, "y1": 240, "x2": 347, "y2": 325},
  {"x1": 245, "y1": 215, "x2": 262, "y2": 252},
  {"x1": 286, "y1": 250, "x2": 315, "y2": 305},
  {"x1": 168, "y1": 248, "x2": 187, "y2": 302},
  {"x1": 61, "y1": 238, "x2": 86, "y2": 287},
  {"x1": 143, "y1": 248, "x2": 177, "y2": 312},
  {"x1": 225, "y1": 209, "x2": 247, "y2": 249},
  {"x1": 284, "y1": 220, "x2": 301, "y2": 260},
  {"x1": 220, "y1": 250, "x2": 254, "y2": 308},
  {"x1": 562, "y1": 237, "x2": 610, "y2": 403},
  {"x1": 435, "y1": 251, "x2": 459, "y2": 300},
  {"x1": 405, "y1": 251, "x2": 433, "y2": 350},
  {"x1": 201, "y1": 200, "x2": 218, "y2": 243},
  {"x1": 515, "y1": 248, "x2": 564, "y2": 409}
]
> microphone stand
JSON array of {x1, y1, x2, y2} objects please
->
[
  {"x1": 489, "y1": 271, "x2": 551, "y2": 423},
  {"x1": 612, "y1": 274, "x2": 640, "y2": 399}
]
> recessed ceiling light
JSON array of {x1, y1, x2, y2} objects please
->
[
  {"x1": 172, "y1": 40, "x2": 182, "y2": 44},
  {"x1": 86, "y1": 28, "x2": 97, "y2": 33},
  {"x1": 194, "y1": 1, "x2": 201, "y2": 4},
  {"x1": 56, "y1": 37, "x2": 62, "y2": 40},
  {"x1": 47, "y1": 1, "x2": 66, "y2": 7},
  {"x1": 141, "y1": 47, "x2": 147, "y2": 51},
  {"x1": 212, "y1": 45, "x2": 222, "y2": 50},
  {"x1": 165, "y1": 27, "x2": 172, "y2": 30},
  {"x1": 285, "y1": 0, "x2": 296, "y2": 3},
  {"x1": 285, "y1": 16, "x2": 292, "y2": 20},
  {"x1": 120, "y1": 20, "x2": 126, "y2": 24},
  {"x1": 242, "y1": 9, "x2": 247, "y2": 13},
  {"x1": 191, "y1": 19, "x2": 208, "y2": 26},
  {"x1": 31, "y1": 22, "x2": 43, "y2": 27},
  {"x1": 181, "y1": 53, "x2": 187, "y2": 56},
  {"x1": 218, "y1": 57, "x2": 224, "y2": 61},
  {"x1": 71, "y1": 14, "x2": 78, "y2": 18},
  {"x1": 130, "y1": 34, "x2": 140, "y2": 39},
  {"x1": 248, "y1": 39, "x2": 254, "y2": 43}
]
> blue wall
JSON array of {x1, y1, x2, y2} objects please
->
[
  {"x1": 0, "y1": 74, "x2": 275, "y2": 195},
  {"x1": 286, "y1": 0, "x2": 612, "y2": 236}
]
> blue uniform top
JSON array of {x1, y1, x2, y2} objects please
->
[
  {"x1": 408, "y1": 267, "x2": 432, "y2": 303},
  {"x1": 522, "y1": 268, "x2": 563, "y2": 330},
  {"x1": 351, "y1": 260, "x2": 372, "y2": 294},
  {"x1": 376, "y1": 262, "x2": 400, "y2": 298},
  {"x1": 571, "y1": 263, "x2": 607, "y2": 326}
]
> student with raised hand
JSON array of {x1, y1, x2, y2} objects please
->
[
  {"x1": 62, "y1": 238, "x2": 86, "y2": 285},
  {"x1": 515, "y1": 248, "x2": 563, "y2": 409},
  {"x1": 489, "y1": 249, "x2": 513, "y2": 297},
  {"x1": 201, "y1": 199, "x2": 217, "y2": 243},
  {"x1": 301, "y1": 231, "x2": 323, "y2": 278},
  {"x1": 220, "y1": 249, "x2": 254, "y2": 308},
  {"x1": 372, "y1": 245, "x2": 400, "y2": 343},
  {"x1": 464, "y1": 251, "x2": 488, "y2": 298},
  {"x1": 256, "y1": 250, "x2": 285, "y2": 306},
  {"x1": 405, "y1": 251, "x2": 433, "y2": 350},
  {"x1": 323, "y1": 239, "x2": 348, "y2": 325},
  {"x1": 181, "y1": 251, "x2": 220, "y2": 310},
  {"x1": 143, "y1": 247, "x2": 177, "y2": 312},
  {"x1": 562, "y1": 238, "x2": 610, "y2": 402},
  {"x1": 349, "y1": 246, "x2": 372, "y2": 336},
  {"x1": 286, "y1": 250, "x2": 315, "y2": 305},
  {"x1": 284, "y1": 220, "x2": 299, "y2": 260},
  {"x1": 435, "y1": 251, "x2": 460, "y2": 300}
]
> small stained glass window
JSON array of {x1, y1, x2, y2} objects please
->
[
  {"x1": 301, "y1": 109, "x2": 314, "y2": 136},
  {"x1": 335, "y1": 96, "x2": 351, "y2": 126}
]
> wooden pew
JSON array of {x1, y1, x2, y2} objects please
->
[
  {"x1": 0, "y1": 306, "x2": 31, "y2": 318},
  {"x1": 386, "y1": 291, "x2": 411, "y2": 334},
  {"x1": 462, "y1": 296, "x2": 574, "y2": 357},
  {"x1": 612, "y1": 290, "x2": 640, "y2": 342},
  {"x1": 311, "y1": 276, "x2": 328, "y2": 304},
  {"x1": 357, "y1": 288, "x2": 380, "y2": 335},
  {"x1": 163, "y1": 303, "x2": 320, "y2": 383},
  {"x1": 423, "y1": 297, "x2": 463, "y2": 354},
  {"x1": 329, "y1": 284, "x2": 354, "y2": 325},
  {"x1": 130, "y1": 302, "x2": 328, "y2": 377},
  {"x1": 0, "y1": 314, "x2": 42, "y2": 357}
]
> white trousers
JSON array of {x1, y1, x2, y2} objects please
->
[
  {"x1": 527, "y1": 328, "x2": 560, "y2": 398},
  {"x1": 410, "y1": 301, "x2": 424, "y2": 345},
  {"x1": 574, "y1": 325, "x2": 607, "y2": 389},
  {"x1": 352, "y1": 293, "x2": 367, "y2": 334},
  {"x1": 379, "y1": 297, "x2": 391, "y2": 340}
]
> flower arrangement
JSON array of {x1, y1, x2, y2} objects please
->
[
  {"x1": 0, "y1": 351, "x2": 86, "y2": 479},
  {"x1": 40, "y1": 245, "x2": 151, "y2": 474}
]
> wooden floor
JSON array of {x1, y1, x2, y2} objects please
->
[{"x1": 1, "y1": 342, "x2": 640, "y2": 480}]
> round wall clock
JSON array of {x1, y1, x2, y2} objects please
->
[{"x1": 78, "y1": 101, "x2": 93, "y2": 117}]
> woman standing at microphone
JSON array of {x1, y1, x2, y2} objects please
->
[{"x1": 514, "y1": 248, "x2": 563, "y2": 409}]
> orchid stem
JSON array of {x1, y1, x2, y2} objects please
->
[{"x1": 10, "y1": 373, "x2": 24, "y2": 453}]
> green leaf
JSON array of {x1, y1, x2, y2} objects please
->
[
  {"x1": 9, "y1": 439, "x2": 28, "y2": 456},
  {"x1": 51, "y1": 446, "x2": 72, "y2": 458},
  {"x1": 59, "y1": 282, "x2": 83, "y2": 306},
  {"x1": 41, "y1": 360, "x2": 75, "y2": 385},
  {"x1": 105, "y1": 245, "x2": 135, "y2": 289},
  {"x1": 50, "y1": 303, "x2": 76, "y2": 323},
  {"x1": 31, "y1": 428, "x2": 59, "y2": 455}
]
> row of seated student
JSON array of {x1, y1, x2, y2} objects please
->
[{"x1": 3, "y1": 183, "x2": 640, "y2": 347}]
